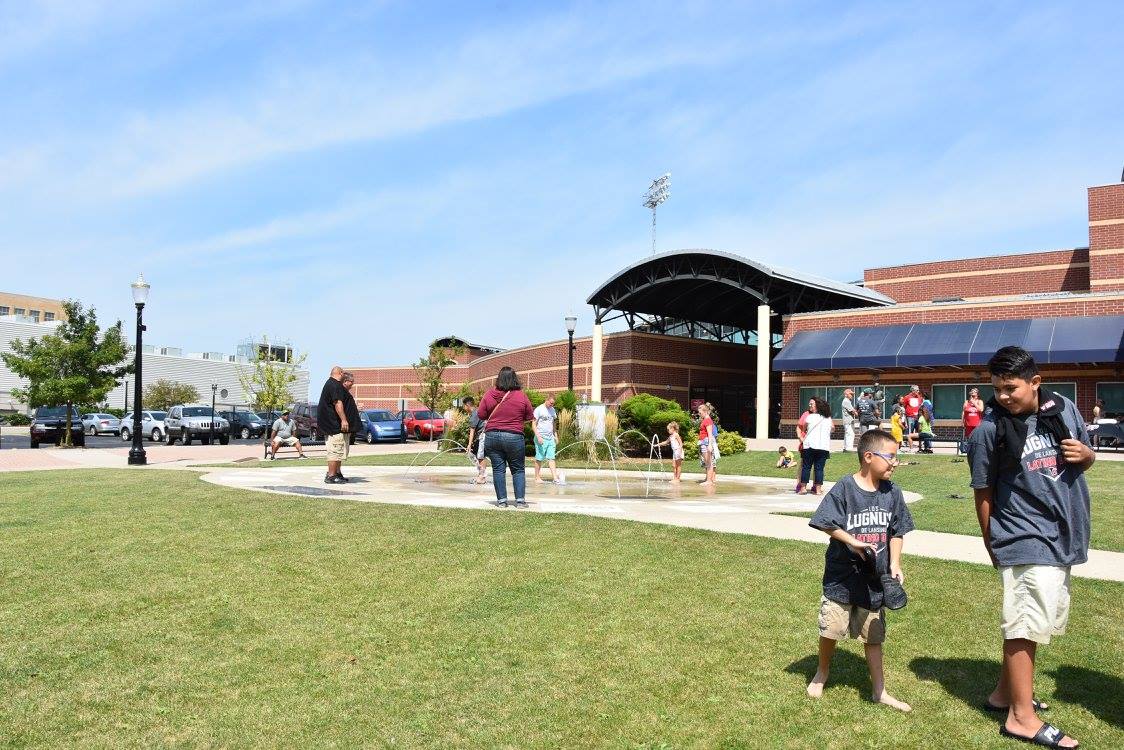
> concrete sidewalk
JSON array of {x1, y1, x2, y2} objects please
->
[{"x1": 199, "y1": 464, "x2": 1124, "y2": 583}]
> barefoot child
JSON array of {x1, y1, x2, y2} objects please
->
[
  {"x1": 968, "y1": 346, "x2": 1092, "y2": 749},
  {"x1": 776, "y1": 446, "x2": 795, "y2": 468},
  {"x1": 805, "y1": 428, "x2": 914, "y2": 712},
  {"x1": 656, "y1": 421, "x2": 685, "y2": 482}
]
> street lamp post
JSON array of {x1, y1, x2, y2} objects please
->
[
  {"x1": 565, "y1": 312, "x2": 577, "y2": 392},
  {"x1": 127, "y1": 274, "x2": 150, "y2": 466},
  {"x1": 210, "y1": 383, "x2": 218, "y2": 444}
]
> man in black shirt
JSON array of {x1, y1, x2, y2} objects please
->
[{"x1": 318, "y1": 366, "x2": 351, "y2": 483}]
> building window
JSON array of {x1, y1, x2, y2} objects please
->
[
  {"x1": 43, "y1": 312, "x2": 54, "y2": 321},
  {"x1": 930, "y1": 382, "x2": 1075, "y2": 421},
  {"x1": 30, "y1": 310, "x2": 40, "y2": 322},
  {"x1": 1095, "y1": 383, "x2": 1124, "y2": 415},
  {"x1": 14, "y1": 307, "x2": 25, "y2": 316},
  {"x1": 0, "y1": 306, "x2": 8, "y2": 316},
  {"x1": 798, "y1": 385, "x2": 876, "y2": 419}
]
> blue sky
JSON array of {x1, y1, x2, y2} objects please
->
[{"x1": 2, "y1": 1, "x2": 1122, "y2": 396}]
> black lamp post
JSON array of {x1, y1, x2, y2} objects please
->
[
  {"x1": 127, "y1": 274, "x2": 150, "y2": 466},
  {"x1": 565, "y1": 312, "x2": 577, "y2": 392},
  {"x1": 210, "y1": 383, "x2": 218, "y2": 444}
]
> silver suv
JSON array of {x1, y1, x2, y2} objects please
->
[
  {"x1": 165, "y1": 404, "x2": 230, "y2": 445},
  {"x1": 120, "y1": 410, "x2": 168, "y2": 442}
]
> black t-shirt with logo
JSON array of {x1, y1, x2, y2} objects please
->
[
  {"x1": 317, "y1": 378, "x2": 349, "y2": 435},
  {"x1": 809, "y1": 474, "x2": 914, "y2": 610}
]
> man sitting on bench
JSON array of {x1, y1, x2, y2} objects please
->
[{"x1": 269, "y1": 410, "x2": 305, "y2": 459}]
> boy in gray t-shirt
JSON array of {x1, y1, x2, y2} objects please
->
[{"x1": 967, "y1": 346, "x2": 1092, "y2": 749}]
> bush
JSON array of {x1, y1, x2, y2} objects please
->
[
  {"x1": 4, "y1": 412, "x2": 31, "y2": 426},
  {"x1": 441, "y1": 410, "x2": 471, "y2": 453},
  {"x1": 524, "y1": 388, "x2": 546, "y2": 408},
  {"x1": 716, "y1": 428, "x2": 747, "y2": 456},
  {"x1": 103, "y1": 408, "x2": 125, "y2": 418},
  {"x1": 618, "y1": 393, "x2": 682, "y2": 434},
  {"x1": 554, "y1": 390, "x2": 578, "y2": 414}
]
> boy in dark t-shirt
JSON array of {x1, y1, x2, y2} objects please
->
[
  {"x1": 806, "y1": 429, "x2": 914, "y2": 712},
  {"x1": 968, "y1": 346, "x2": 1091, "y2": 749}
]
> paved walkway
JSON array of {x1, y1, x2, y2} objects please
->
[{"x1": 199, "y1": 464, "x2": 1124, "y2": 583}]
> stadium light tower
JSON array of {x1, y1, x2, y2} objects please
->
[{"x1": 643, "y1": 173, "x2": 671, "y2": 255}]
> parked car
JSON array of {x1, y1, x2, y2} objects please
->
[
  {"x1": 81, "y1": 412, "x2": 121, "y2": 436},
  {"x1": 291, "y1": 402, "x2": 320, "y2": 440},
  {"x1": 359, "y1": 409, "x2": 407, "y2": 443},
  {"x1": 119, "y1": 411, "x2": 168, "y2": 442},
  {"x1": 218, "y1": 410, "x2": 266, "y2": 440},
  {"x1": 30, "y1": 405, "x2": 86, "y2": 448},
  {"x1": 165, "y1": 405, "x2": 230, "y2": 445},
  {"x1": 397, "y1": 409, "x2": 445, "y2": 440}
]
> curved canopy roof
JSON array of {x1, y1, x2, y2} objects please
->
[
  {"x1": 430, "y1": 335, "x2": 505, "y2": 354},
  {"x1": 587, "y1": 250, "x2": 893, "y2": 329}
]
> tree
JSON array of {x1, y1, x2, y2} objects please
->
[
  {"x1": 143, "y1": 380, "x2": 200, "y2": 411},
  {"x1": 1, "y1": 300, "x2": 130, "y2": 446},
  {"x1": 237, "y1": 336, "x2": 308, "y2": 414},
  {"x1": 409, "y1": 344, "x2": 461, "y2": 427}
]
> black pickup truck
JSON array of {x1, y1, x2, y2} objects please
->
[{"x1": 30, "y1": 405, "x2": 86, "y2": 448}]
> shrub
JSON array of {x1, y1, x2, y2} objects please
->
[
  {"x1": 524, "y1": 388, "x2": 546, "y2": 408},
  {"x1": 441, "y1": 410, "x2": 471, "y2": 452},
  {"x1": 648, "y1": 408, "x2": 692, "y2": 440},
  {"x1": 4, "y1": 412, "x2": 31, "y2": 426},
  {"x1": 103, "y1": 408, "x2": 126, "y2": 418},
  {"x1": 716, "y1": 428, "x2": 747, "y2": 456},
  {"x1": 557, "y1": 408, "x2": 577, "y2": 452},
  {"x1": 554, "y1": 390, "x2": 577, "y2": 413},
  {"x1": 618, "y1": 393, "x2": 682, "y2": 434}
]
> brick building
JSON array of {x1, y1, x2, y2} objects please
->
[{"x1": 349, "y1": 181, "x2": 1124, "y2": 439}]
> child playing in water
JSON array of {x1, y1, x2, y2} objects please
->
[
  {"x1": 777, "y1": 446, "x2": 795, "y2": 468},
  {"x1": 657, "y1": 422, "x2": 685, "y2": 482}
]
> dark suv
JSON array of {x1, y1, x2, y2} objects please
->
[
  {"x1": 218, "y1": 410, "x2": 266, "y2": 440},
  {"x1": 291, "y1": 402, "x2": 320, "y2": 440},
  {"x1": 30, "y1": 406, "x2": 86, "y2": 448}
]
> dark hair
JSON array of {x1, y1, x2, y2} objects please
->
[
  {"x1": 858, "y1": 429, "x2": 896, "y2": 461},
  {"x1": 812, "y1": 397, "x2": 831, "y2": 418},
  {"x1": 988, "y1": 345, "x2": 1038, "y2": 380},
  {"x1": 495, "y1": 366, "x2": 522, "y2": 392},
  {"x1": 462, "y1": 396, "x2": 475, "y2": 406}
]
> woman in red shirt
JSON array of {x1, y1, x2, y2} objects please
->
[
  {"x1": 477, "y1": 366, "x2": 536, "y2": 508},
  {"x1": 698, "y1": 402, "x2": 718, "y2": 486},
  {"x1": 962, "y1": 387, "x2": 984, "y2": 439}
]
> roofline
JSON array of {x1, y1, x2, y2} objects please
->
[
  {"x1": 864, "y1": 246, "x2": 1089, "y2": 277},
  {"x1": 429, "y1": 335, "x2": 506, "y2": 353},
  {"x1": 586, "y1": 248, "x2": 895, "y2": 307}
]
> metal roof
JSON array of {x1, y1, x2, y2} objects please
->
[
  {"x1": 430, "y1": 335, "x2": 506, "y2": 353},
  {"x1": 587, "y1": 249, "x2": 894, "y2": 329}
]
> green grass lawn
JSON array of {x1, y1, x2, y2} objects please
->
[
  {"x1": 2, "y1": 469, "x2": 1122, "y2": 748},
  {"x1": 219, "y1": 449, "x2": 1124, "y2": 552}
]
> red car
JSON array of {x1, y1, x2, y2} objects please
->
[{"x1": 397, "y1": 409, "x2": 445, "y2": 440}]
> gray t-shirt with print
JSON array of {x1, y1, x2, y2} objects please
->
[
  {"x1": 809, "y1": 474, "x2": 914, "y2": 610},
  {"x1": 967, "y1": 395, "x2": 1091, "y2": 567}
]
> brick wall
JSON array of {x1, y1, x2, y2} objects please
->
[
  {"x1": 863, "y1": 248, "x2": 1090, "y2": 303},
  {"x1": 1089, "y1": 183, "x2": 1124, "y2": 292},
  {"x1": 347, "y1": 331, "x2": 758, "y2": 411}
]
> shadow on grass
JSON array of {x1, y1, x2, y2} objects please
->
[
  {"x1": 785, "y1": 650, "x2": 870, "y2": 696},
  {"x1": 910, "y1": 656, "x2": 996, "y2": 715},
  {"x1": 1050, "y1": 665, "x2": 1124, "y2": 729},
  {"x1": 912, "y1": 657, "x2": 1124, "y2": 729}
]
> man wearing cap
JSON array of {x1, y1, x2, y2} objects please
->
[
  {"x1": 269, "y1": 410, "x2": 304, "y2": 459},
  {"x1": 840, "y1": 387, "x2": 858, "y2": 452},
  {"x1": 857, "y1": 388, "x2": 880, "y2": 435}
]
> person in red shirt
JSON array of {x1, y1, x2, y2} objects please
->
[
  {"x1": 698, "y1": 402, "x2": 718, "y2": 486},
  {"x1": 903, "y1": 386, "x2": 923, "y2": 453},
  {"x1": 477, "y1": 366, "x2": 536, "y2": 508},
  {"x1": 963, "y1": 387, "x2": 984, "y2": 439}
]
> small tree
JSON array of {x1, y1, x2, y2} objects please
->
[
  {"x1": 237, "y1": 336, "x2": 308, "y2": 417},
  {"x1": 409, "y1": 345, "x2": 461, "y2": 433},
  {"x1": 144, "y1": 380, "x2": 201, "y2": 411},
  {"x1": 1, "y1": 300, "x2": 130, "y2": 446}
]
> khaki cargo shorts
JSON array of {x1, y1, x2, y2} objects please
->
[
  {"x1": 1000, "y1": 564, "x2": 1070, "y2": 644},
  {"x1": 818, "y1": 596, "x2": 886, "y2": 644},
  {"x1": 274, "y1": 436, "x2": 299, "y2": 447},
  {"x1": 326, "y1": 432, "x2": 350, "y2": 461}
]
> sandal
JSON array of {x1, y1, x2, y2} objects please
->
[
  {"x1": 999, "y1": 723, "x2": 1077, "y2": 748},
  {"x1": 985, "y1": 697, "x2": 1049, "y2": 712}
]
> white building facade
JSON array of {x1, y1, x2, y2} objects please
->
[{"x1": 0, "y1": 317, "x2": 309, "y2": 414}]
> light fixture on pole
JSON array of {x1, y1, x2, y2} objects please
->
[
  {"x1": 565, "y1": 312, "x2": 578, "y2": 392},
  {"x1": 127, "y1": 274, "x2": 150, "y2": 466},
  {"x1": 210, "y1": 383, "x2": 218, "y2": 444},
  {"x1": 642, "y1": 172, "x2": 671, "y2": 255}
]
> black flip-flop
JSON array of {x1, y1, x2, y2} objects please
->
[
  {"x1": 999, "y1": 723, "x2": 1077, "y2": 748},
  {"x1": 985, "y1": 697, "x2": 1049, "y2": 712}
]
